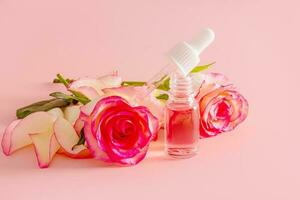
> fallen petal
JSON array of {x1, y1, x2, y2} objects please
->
[
  {"x1": 47, "y1": 108, "x2": 64, "y2": 121},
  {"x1": 29, "y1": 132, "x2": 60, "y2": 168},
  {"x1": 64, "y1": 105, "x2": 81, "y2": 125},
  {"x1": 54, "y1": 117, "x2": 91, "y2": 158},
  {"x1": 1, "y1": 112, "x2": 55, "y2": 155},
  {"x1": 1, "y1": 119, "x2": 21, "y2": 156}
]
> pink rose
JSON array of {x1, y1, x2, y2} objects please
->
[
  {"x1": 192, "y1": 73, "x2": 249, "y2": 138},
  {"x1": 80, "y1": 96, "x2": 159, "y2": 165}
]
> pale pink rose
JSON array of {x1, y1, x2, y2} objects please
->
[
  {"x1": 192, "y1": 73, "x2": 249, "y2": 138},
  {"x1": 68, "y1": 72, "x2": 122, "y2": 99},
  {"x1": 80, "y1": 96, "x2": 159, "y2": 165}
]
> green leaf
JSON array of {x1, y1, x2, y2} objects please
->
[
  {"x1": 121, "y1": 81, "x2": 146, "y2": 86},
  {"x1": 156, "y1": 77, "x2": 170, "y2": 91},
  {"x1": 190, "y1": 62, "x2": 215, "y2": 73},
  {"x1": 68, "y1": 89, "x2": 91, "y2": 105},
  {"x1": 152, "y1": 74, "x2": 168, "y2": 87},
  {"x1": 156, "y1": 93, "x2": 169, "y2": 100},
  {"x1": 16, "y1": 98, "x2": 70, "y2": 119}
]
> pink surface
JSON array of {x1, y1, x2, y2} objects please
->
[{"x1": 0, "y1": 0, "x2": 299, "y2": 199}]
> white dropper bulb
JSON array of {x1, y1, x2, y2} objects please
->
[
  {"x1": 188, "y1": 28, "x2": 215, "y2": 56},
  {"x1": 167, "y1": 28, "x2": 215, "y2": 76}
]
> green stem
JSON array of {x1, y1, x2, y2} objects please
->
[
  {"x1": 68, "y1": 90, "x2": 91, "y2": 105},
  {"x1": 16, "y1": 98, "x2": 70, "y2": 119},
  {"x1": 72, "y1": 129, "x2": 86, "y2": 150},
  {"x1": 121, "y1": 81, "x2": 146, "y2": 86},
  {"x1": 56, "y1": 73, "x2": 70, "y2": 88},
  {"x1": 54, "y1": 74, "x2": 91, "y2": 105}
]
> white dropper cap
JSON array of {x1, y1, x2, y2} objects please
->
[{"x1": 167, "y1": 28, "x2": 215, "y2": 76}]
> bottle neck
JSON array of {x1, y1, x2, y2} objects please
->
[{"x1": 169, "y1": 72, "x2": 195, "y2": 105}]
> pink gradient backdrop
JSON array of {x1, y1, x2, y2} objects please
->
[{"x1": 0, "y1": 0, "x2": 299, "y2": 199}]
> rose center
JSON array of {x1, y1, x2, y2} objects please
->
[
  {"x1": 111, "y1": 119, "x2": 139, "y2": 148},
  {"x1": 215, "y1": 101, "x2": 231, "y2": 119}
]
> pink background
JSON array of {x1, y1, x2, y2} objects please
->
[{"x1": 0, "y1": 0, "x2": 299, "y2": 199}]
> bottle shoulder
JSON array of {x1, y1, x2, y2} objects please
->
[{"x1": 166, "y1": 100, "x2": 199, "y2": 111}]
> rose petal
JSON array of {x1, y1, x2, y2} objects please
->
[
  {"x1": 1, "y1": 119, "x2": 21, "y2": 155},
  {"x1": 29, "y1": 132, "x2": 60, "y2": 168},
  {"x1": 83, "y1": 120, "x2": 110, "y2": 161},
  {"x1": 54, "y1": 117, "x2": 92, "y2": 159},
  {"x1": 80, "y1": 96, "x2": 102, "y2": 118},
  {"x1": 64, "y1": 105, "x2": 81, "y2": 125},
  {"x1": 69, "y1": 73, "x2": 122, "y2": 97},
  {"x1": 72, "y1": 86, "x2": 101, "y2": 100},
  {"x1": 1, "y1": 112, "x2": 55, "y2": 155},
  {"x1": 134, "y1": 106, "x2": 159, "y2": 140},
  {"x1": 103, "y1": 86, "x2": 164, "y2": 126},
  {"x1": 97, "y1": 73, "x2": 122, "y2": 89},
  {"x1": 193, "y1": 73, "x2": 231, "y2": 101}
]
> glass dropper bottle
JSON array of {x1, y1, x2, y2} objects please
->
[
  {"x1": 164, "y1": 28, "x2": 215, "y2": 158},
  {"x1": 138, "y1": 28, "x2": 215, "y2": 158}
]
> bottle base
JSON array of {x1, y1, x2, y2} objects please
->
[{"x1": 166, "y1": 147, "x2": 198, "y2": 159}]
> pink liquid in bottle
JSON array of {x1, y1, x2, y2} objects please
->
[
  {"x1": 165, "y1": 73, "x2": 200, "y2": 158},
  {"x1": 165, "y1": 103, "x2": 199, "y2": 158}
]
